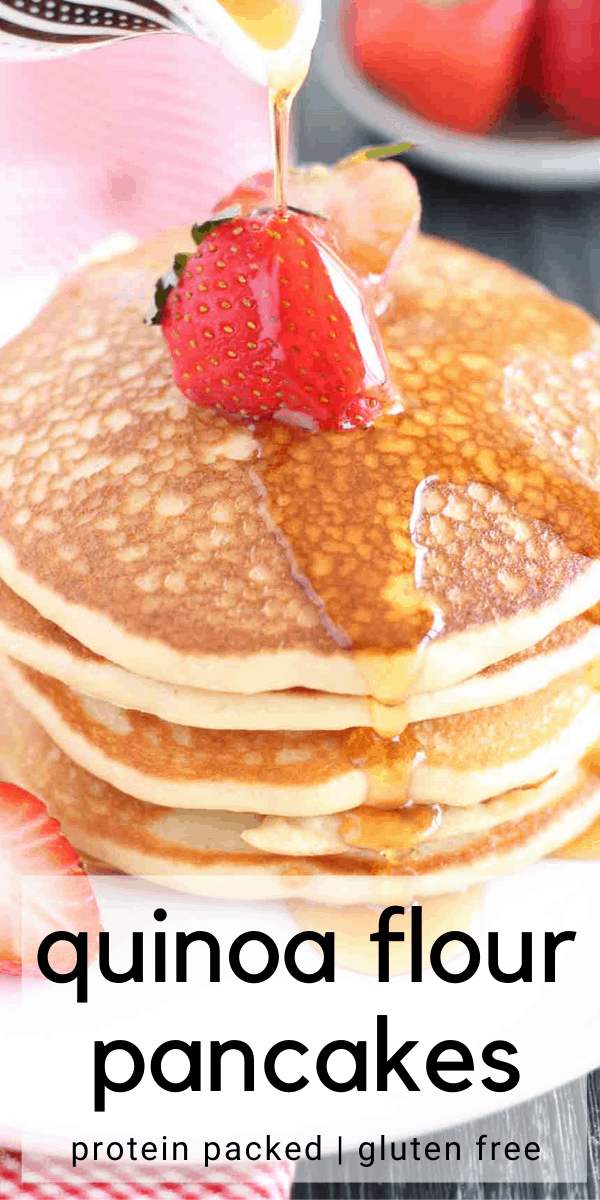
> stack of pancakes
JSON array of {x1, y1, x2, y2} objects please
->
[{"x1": 1, "y1": 189, "x2": 600, "y2": 905}]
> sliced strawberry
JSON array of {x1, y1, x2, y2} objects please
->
[
  {"x1": 214, "y1": 155, "x2": 421, "y2": 284},
  {"x1": 0, "y1": 782, "x2": 102, "y2": 977},
  {"x1": 155, "y1": 208, "x2": 395, "y2": 431}
]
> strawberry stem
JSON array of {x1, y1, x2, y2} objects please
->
[
  {"x1": 191, "y1": 207, "x2": 241, "y2": 246},
  {"x1": 364, "y1": 143, "x2": 415, "y2": 159},
  {"x1": 339, "y1": 143, "x2": 416, "y2": 170},
  {"x1": 145, "y1": 252, "x2": 190, "y2": 326},
  {"x1": 286, "y1": 205, "x2": 330, "y2": 220}
]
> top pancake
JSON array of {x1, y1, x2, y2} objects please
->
[{"x1": 2, "y1": 191, "x2": 600, "y2": 698}]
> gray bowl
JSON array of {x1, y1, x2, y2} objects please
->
[{"x1": 315, "y1": 0, "x2": 600, "y2": 189}]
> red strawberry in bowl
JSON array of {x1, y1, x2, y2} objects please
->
[
  {"x1": 0, "y1": 782, "x2": 102, "y2": 977},
  {"x1": 152, "y1": 207, "x2": 397, "y2": 432},
  {"x1": 539, "y1": 0, "x2": 600, "y2": 135}
]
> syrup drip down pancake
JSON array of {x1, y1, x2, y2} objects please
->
[
  {"x1": 1, "y1": 679, "x2": 599, "y2": 901},
  {"x1": 1, "y1": 156, "x2": 600, "y2": 899}
]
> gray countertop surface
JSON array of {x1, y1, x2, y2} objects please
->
[{"x1": 292, "y1": 73, "x2": 600, "y2": 1199}]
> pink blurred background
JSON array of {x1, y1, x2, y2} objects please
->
[{"x1": 0, "y1": 32, "x2": 272, "y2": 273}]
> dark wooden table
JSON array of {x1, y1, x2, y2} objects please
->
[{"x1": 292, "y1": 74, "x2": 600, "y2": 1199}]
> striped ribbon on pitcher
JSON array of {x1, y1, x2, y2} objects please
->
[{"x1": 0, "y1": 0, "x2": 321, "y2": 88}]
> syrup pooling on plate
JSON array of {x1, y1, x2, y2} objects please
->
[{"x1": 250, "y1": 235, "x2": 600, "y2": 704}]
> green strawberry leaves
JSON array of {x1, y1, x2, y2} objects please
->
[
  {"x1": 191, "y1": 205, "x2": 240, "y2": 246},
  {"x1": 145, "y1": 203, "x2": 332, "y2": 326},
  {"x1": 146, "y1": 207, "x2": 241, "y2": 326},
  {"x1": 146, "y1": 252, "x2": 191, "y2": 326}
]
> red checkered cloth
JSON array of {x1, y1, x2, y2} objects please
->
[{"x1": 0, "y1": 1149, "x2": 296, "y2": 1198}]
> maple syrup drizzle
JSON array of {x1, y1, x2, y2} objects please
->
[
  {"x1": 338, "y1": 802, "x2": 441, "y2": 852},
  {"x1": 194, "y1": 12, "x2": 600, "y2": 725},
  {"x1": 270, "y1": 82, "x2": 297, "y2": 209},
  {"x1": 182, "y1": 9, "x2": 600, "y2": 859},
  {"x1": 251, "y1": 243, "x2": 600, "y2": 707},
  {"x1": 216, "y1": 7, "x2": 437, "y2": 703}
]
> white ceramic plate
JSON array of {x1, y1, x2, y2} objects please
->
[{"x1": 316, "y1": 0, "x2": 600, "y2": 190}]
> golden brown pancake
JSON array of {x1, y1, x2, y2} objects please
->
[
  {"x1": 402, "y1": 615, "x2": 600, "y2": 724},
  {"x1": 0, "y1": 678, "x2": 598, "y2": 901},
  {"x1": 3, "y1": 161, "x2": 600, "y2": 912},
  {"x1": 3, "y1": 653, "x2": 599, "y2": 813},
  {"x1": 244, "y1": 767, "x2": 582, "y2": 855},
  {"x1": 1, "y1": 218, "x2": 600, "y2": 700},
  {"x1": 0, "y1": 577, "x2": 599, "y2": 732}
]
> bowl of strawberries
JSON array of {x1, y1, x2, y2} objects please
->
[{"x1": 316, "y1": 0, "x2": 600, "y2": 188}]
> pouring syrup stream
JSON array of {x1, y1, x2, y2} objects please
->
[
  {"x1": 218, "y1": 0, "x2": 312, "y2": 209},
  {"x1": 270, "y1": 80, "x2": 299, "y2": 208}
]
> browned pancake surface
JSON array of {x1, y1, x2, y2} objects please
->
[
  {"x1": 0, "y1": 228, "x2": 600, "y2": 681},
  {"x1": 6, "y1": 657, "x2": 597, "y2": 791},
  {"x1": 0, "y1": 571, "x2": 594, "y2": 705}
]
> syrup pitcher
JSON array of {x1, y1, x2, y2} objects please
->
[{"x1": 0, "y1": 0, "x2": 322, "y2": 87}]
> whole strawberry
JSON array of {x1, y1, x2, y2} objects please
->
[{"x1": 150, "y1": 208, "x2": 394, "y2": 432}]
